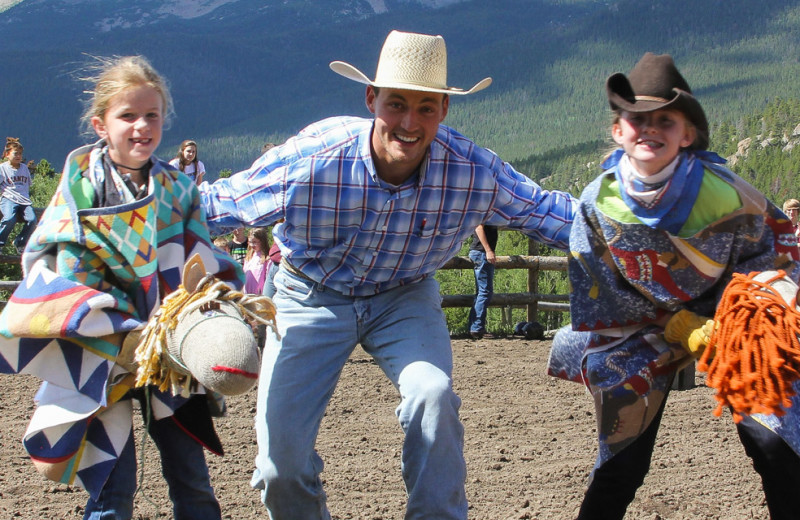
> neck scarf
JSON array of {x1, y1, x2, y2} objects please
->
[{"x1": 603, "y1": 148, "x2": 726, "y2": 234}]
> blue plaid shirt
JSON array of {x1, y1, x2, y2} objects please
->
[{"x1": 201, "y1": 116, "x2": 576, "y2": 296}]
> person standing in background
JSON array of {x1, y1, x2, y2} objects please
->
[
  {"x1": 0, "y1": 137, "x2": 36, "y2": 254},
  {"x1": 263, "y1": 238, "x2": 281, "y2": 299},
  {"x1": 213, "y1": 235, "x2": 230, "y2": 253},
  {"x1": 783, "y1": 198, "x2": 800, "y2": 243},
  {"x1": 228, "y1": 226, "x2": 248, "y2": 266},
  {"x1": 468, "y1": 224, "x2": 498, "y2": 339},
  {"x1": 244, "y1": 228, "x2": 270, "y2": 295},
  {"x1": 169, "y1": 139, "x2": 206, "y2": 185}
]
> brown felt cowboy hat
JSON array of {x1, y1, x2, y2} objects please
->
[
  {"x1": 330, "y1": 30, "x2": 492, "y2": 96},
  {"x1": 606, "y1": 52, "x2": 708, "y2": 150}
]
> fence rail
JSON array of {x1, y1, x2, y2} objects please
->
[
  {"x1": 1, "y1": 252, "x2": 571, "y2": 314},
  {"x1": 0, "y1": 249, "x2": 696, "y2": 388},
  {"x1": 440, "y1": 254, "x2": 568, "y2": 312}
]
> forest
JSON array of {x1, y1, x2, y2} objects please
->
[{"x1": 6, "y1": 0, "x2": 800, "y2": 177}]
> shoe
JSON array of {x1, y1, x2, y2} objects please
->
[
  {"x1": 469, "y1": 331, "x2": 483, "y2": 339},
  {"x1": 482, "y1": 333, "x2": 497, "y2": 340}
]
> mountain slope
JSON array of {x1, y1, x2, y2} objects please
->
[{"x1": 3, "y1": 0, "x2": 800, "y2": 179}]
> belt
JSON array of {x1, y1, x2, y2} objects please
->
[{"x1": 280, "y1": 258, "x2": 316, "y2": 282}]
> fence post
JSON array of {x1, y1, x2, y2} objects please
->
[
  {"x1": 501, "y1": 306, "x2": 513, "y2": 328},
  {"x1": 527, "y1": 239, "x2": 539, "y2": 322}
]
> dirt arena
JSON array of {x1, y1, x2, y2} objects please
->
[{"x1": 0, "y1": 336, "x2": 770, "y2": 519}]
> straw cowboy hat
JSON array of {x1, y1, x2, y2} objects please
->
[
  {"x1": 330, "y1": 30, "x2": 492, "y2": 96},
  {"x1": 606, "y1": 52, "x2": 709, "y2": 150}
]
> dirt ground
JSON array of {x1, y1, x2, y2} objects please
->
[{"x1": 0, "y1": 335, "x2": 771, "y2": 520}]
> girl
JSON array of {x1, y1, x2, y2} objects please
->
[
  {"x1": 548, "y1": 53, "x2": 800, "y2": 519},
  {"x1": 169, "y1": 139, "x2": 206, "y2": 184},
  {"x1": 0, "y1": 56, "x2": 243, "y2": 520},
  {"x1": 244, "y1": 227, "x2": 270, "y2": 295}
]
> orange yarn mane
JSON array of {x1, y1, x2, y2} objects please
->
[{"x1": 699, "y1": 270, "x2": 800, "y2": 422}]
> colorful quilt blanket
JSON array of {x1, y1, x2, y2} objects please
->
[
  {"x1": 0, "y1": 141, "x2": 243, "y2": 498},
  {"x1": 548, "y1": 150, "x2": 800, "y2": 470}
]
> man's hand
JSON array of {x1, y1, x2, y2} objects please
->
[{"x1": 664, "y1": 309, "x2": 715, "y2": 358}]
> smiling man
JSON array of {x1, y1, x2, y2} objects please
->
[{"x1": 200, "y1": 30, "x2": 577, "y2": 519}]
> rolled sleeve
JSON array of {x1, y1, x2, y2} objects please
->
[
  {"x1": 488, "y1": 161, "x2": 577, "y2": 251},
  {"x1": 200, "y1": 160, "x2": 284, "y2": 236}
]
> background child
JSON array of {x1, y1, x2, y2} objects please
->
[
  {"x1": 0, "y1": 55, "x2": 243, "y2": 520},
  {"x1": 227, "y1": 226, "x2": 248, "y2": 266},
  {"x1": 548, "y1": 53, "x2": 800, "y2": 520},
  {"x1": 213, "y1": 234, "x2": 230, "y2": 253},
  {"x1": 244, "y1": 227, "x2": 269, "y2": 295},
  {"x1": 169, "y1": 139, "x2": 205, "y2": 185},
  {"x1": 0, "y1": 137, "x2": 36, "y2": 254},
  {"x1": 263, "y1": 239, "x2": 281, "y2": 298},
  {"x1": 783, "y1": 198, "x2": 800, "y2": 243}
]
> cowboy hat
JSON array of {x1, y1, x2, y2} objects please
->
[
  {"x1": 606, "y1": 52, "x2": 708, "y2": 150},
  {"x1": 330, "y1": 30, "x2": 492, "y2": 96}
]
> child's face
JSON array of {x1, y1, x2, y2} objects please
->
[
  {"x1": 612, "y1": 109, "x2": 696, "y2": 176},
  {"x1": 182, "y1": 145, "x2": 197, "y2": 162},
  {"x1": 91, "y1": 85, "x2": 163, "y2": 169},
  {"x1": 250, "y1": 234, "x2": 263, "y2": 252},
  {"x1": 5, "y1": 148, "x2": 22, "y2": 167},
  {"x1": 787, "y1": 207, "x2": 799, "y2": 225}
]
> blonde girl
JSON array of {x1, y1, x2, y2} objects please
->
[{"x1": 0, "y1": 55, "x2": 243, "y2": 520}]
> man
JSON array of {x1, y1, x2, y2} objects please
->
[
  {"x1": 468, "y1": 224, "x2": 498, "y2": 339},
  {"x1": 200, "y1": 30, "x2": 576, "y2": 519}
]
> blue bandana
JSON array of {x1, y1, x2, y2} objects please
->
[{"x1": 602, "y1": 149, "x2": 726, "y2": 234}]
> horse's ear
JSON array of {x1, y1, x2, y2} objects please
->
[{"x1": 183, "y1": 253, "x2": 207, "y2": 293}]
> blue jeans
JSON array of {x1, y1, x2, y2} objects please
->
[
  {"x1": 0, "y1": 198, "x2": 36, "y2": 249},
  {"x1": 84, "y1": 394, "x2": 221, "y2": 520},
  {"x1": 262, "y1": 260, "x2": 279, "y2": 298},
  {"x1": 468, "y1": 249, "x2": 494, "y2": 333},
  {"x1": 250, "y1": 267, "x2": 467, "y2": 519}
]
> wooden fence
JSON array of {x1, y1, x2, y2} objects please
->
[
  {"x1": 0, "y1": 248, "x2": 697, "y2": 389},
  {"x1": 440, "y1": 254, "x2": 568, "y2": 319},
  {"x1": 0, "y1": 249, "x2": 570, "y2": 319}
]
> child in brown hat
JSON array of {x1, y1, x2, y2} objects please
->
[{"x1": 548, "y1": 53, "x2": 800, "y2": 519}]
